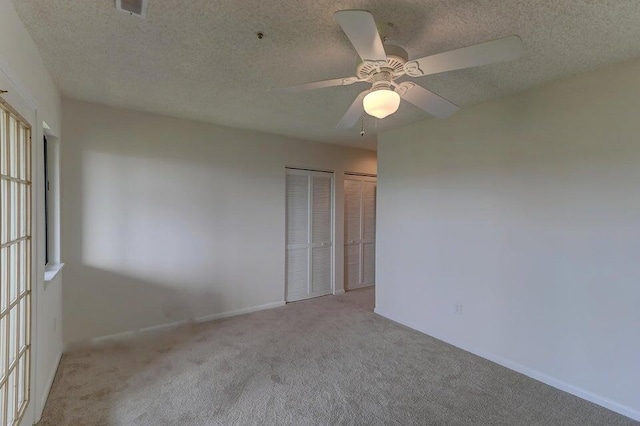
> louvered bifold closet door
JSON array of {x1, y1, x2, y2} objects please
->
[
  {"x1": 361, "y1": 181, "x2": 377, "y2": 286},
  {"x1": 344, "y1": 179, "x2": 362, "y2": 290},
  {"x1": 286, "y1": 172, "x2": 310, "y2": 302},
  {"x1": 286, "y1": 169, "x2": 334, "y2": 302},
  {"x1": 344, "y1": 175, "x2": 376, "y2": 290},
  {"x1": 311, "y1": 174, "x2": 332, "y2": 295}
]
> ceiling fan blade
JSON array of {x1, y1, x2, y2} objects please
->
[
  {"x1": 405, "y1": 35, "x2": 524, "y2": 77},
  {"x1": 336, "y1": 91, "x2": 369, "y2": 129},
  {"x1": 334, "y1": 10, "x2": 387, "y2": 62},
  {"x1": 398, "y1": 82, "x2": 459, "y2": 119},
  {"x1": 271, "y1": 76, "x2": 361, "y2": 94}
]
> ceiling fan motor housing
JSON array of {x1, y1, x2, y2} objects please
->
[
  {"x1": 369, "y1": 72, "x2": 393, "y2": 92},
  {"x1": 356, "y1": 45, "x2": 408, "y2": 82}
]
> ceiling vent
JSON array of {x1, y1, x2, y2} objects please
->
[{"x1": 116, "y1": 0, "x2": 148, "y2": 18}]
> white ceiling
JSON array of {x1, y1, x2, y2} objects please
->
[{"x1": 12, "y1": 0, "x2": 640, "y2": 150}]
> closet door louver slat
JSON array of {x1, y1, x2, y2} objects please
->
[
  {"x1": 312, "y1": 175, "x2": 331, "y2": 243},
  {"x1": 312, "y1": 246, "x2": 332, "y2": 295},
  {"x1": 362, "y1": 243, "x2": 375, "y2": 286},
  {"x1": 362, "y1": 181, "x2": 376, "y2": 242},
  {"x1": 344, "y1": 180, "x2": 361, "y2": 244},
  {"x1": 286, "y1": 248, "x2": 310, "y2": 302},
  {"x1": 345, "y1": 244, "x2": 360, "y2": 289},
  {"x1": 286, "y1": 173, "x2": 309, "y2": 246}
]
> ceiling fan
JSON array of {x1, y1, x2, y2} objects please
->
[{"x1": 272, "y1": 10, "x2": 524, "y2": 129}]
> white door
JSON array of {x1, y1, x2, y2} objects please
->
[
  {"x1": 286, "y1": 169, "x2": 333, "y2": 302},
  {"x1": 344, "y1": 175, "x2": 377, "y2": 290},
  {"x1": 0, "y1": 69, "x2": 36, "y2": 426}
]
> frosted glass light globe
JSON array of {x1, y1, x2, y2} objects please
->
[{"x1": 363, "y1": 89, "x2": 401, "y2": 119}]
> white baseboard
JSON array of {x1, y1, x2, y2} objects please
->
[
  {"x1": 374, "y1": 307, "x2": 639, "y2": 422},
  {"x1": 72, "y1": 301, "x2": 286, "y2": 349},
  {"x1": 37, "y1": 351, "x2": 62, "y2": 421},
  {"x1": 195, "y1": 301, "x2": 285, "y2": 324},
  {"x1": 346, "y1": 284, "x2": 375, "y2": 291},
  {"x1": 334, "y1": 289, "x2": 345, "y2": 295}
]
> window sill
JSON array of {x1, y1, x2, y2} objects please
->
[{"x1": 44, "y1": 263, "x2": 65, "y2": 282}]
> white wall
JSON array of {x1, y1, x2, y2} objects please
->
[
  {"x1": 376, "y1": 59, "x2": 640, "y2": 421},
  {"x1": 61, "y1": 98, "x2": 376, "y2": 344},
  {"x1": 0, "y1": 0, "x2": 63, "y2": 424}
]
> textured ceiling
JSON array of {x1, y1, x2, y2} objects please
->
[{"x1": 12, "y1": 0, "x2": 640, "y2": 150}]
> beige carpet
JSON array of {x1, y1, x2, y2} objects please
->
[{"x1": 39, "y1": 288, "x2": 636, "y2": 425}]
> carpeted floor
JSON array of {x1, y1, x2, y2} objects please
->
[{"x1": 39, "y1": 288, "x2": 636, "y2": 425}]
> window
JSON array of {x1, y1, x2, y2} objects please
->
[
  {"x1": 0, "y1": 99, "x2": 32, "y2": 426},
  {"x1": 42, "y1": 127, "x2": 62, "y2": 282},
  {"x1": 43, "y1": 136, "x2": 49, "y2": 266}
]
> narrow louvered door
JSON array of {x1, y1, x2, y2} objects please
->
[
  {"x1": 285, "y1": 171, "x2": 310, "y2": 302},
  {"x1": 311, "y1": 174, "x2": 332, "y2": 296},
  {"x1": 344, "y1": 175, "x2": 376, "y2": 290},
  {"x1": 344, "y1": 179, "x2": 362, "y2": 290},
  {"x1": 286, "y1": 169, "x2": 333, "y2": 302},
  {"x1": 361, "y1": 180, "x2": 377, "y2": 286}
]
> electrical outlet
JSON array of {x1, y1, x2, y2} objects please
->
[{"x1": 455, "y1": 304, "x2": 463, "y2": 315}]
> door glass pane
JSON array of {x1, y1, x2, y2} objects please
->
[
  {"x1": 0, "y1": 316, "x2": 5, "y2": 376},
  {"x1": 7, "y1": 370, "x2": 15, "y2": 424}
]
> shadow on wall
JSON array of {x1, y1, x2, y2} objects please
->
[
  {"x1": 62, "y1": 264, "x2": 226, "y2": 344},
  {"x1": 62, "y1": 117, "x2": 289, "y2": 344}
]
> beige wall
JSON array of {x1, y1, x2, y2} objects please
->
[
  {"x1": 376, "y1": 58, "x2": 640, "y2": 420},
  {"x1": 61, "y1": 98, "x2": 376, "y2": 344},
  {"x1": 0, "y1": 1, "x2": 63, "y2": 424}
]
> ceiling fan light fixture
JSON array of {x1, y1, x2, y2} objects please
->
[
  {"x1": 363, "y1": 88, "x2": 400, "y2": 119},
  {"x1": 276, "y1": 10, "x2": 523, "y2": 129}
]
